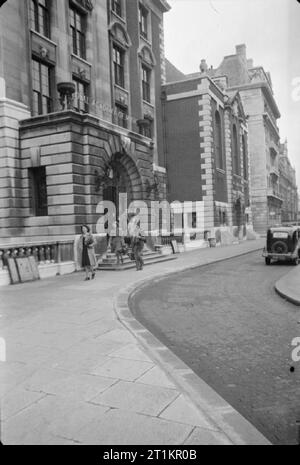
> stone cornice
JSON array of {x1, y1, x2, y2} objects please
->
[
  {"x1": 153, "y1": 0, "x2": 171, "y2": 13},
  {"x1": 19, "y1": 110, "x2": 152, "y2": 148}
]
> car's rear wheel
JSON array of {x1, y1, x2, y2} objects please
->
[
  {"x1": 271, "y1": 241, "x2": 288, "y2": 254},
  {"x1": 265, "y1": 257, "x2": 271, "y2": 266},
  {"x1": 293, "y1": 258, "x2": 299, "y2": 266}
]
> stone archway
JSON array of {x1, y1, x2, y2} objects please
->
[{"x1": 102, "y1": 150, "x2": 144, "y2": 217}]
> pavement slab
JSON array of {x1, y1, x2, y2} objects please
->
[
  {"x1": 75, "y1": 409, "x2": 193, "y2": 445},
  {"x1": 90, "y1": 380, "x2": 179, "y2": 416},
  {"x1": 90, "y1": 357, "x2": 154, "y2": 381}
]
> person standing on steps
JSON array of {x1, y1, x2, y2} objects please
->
[
  {"x1": 110, "y1": 221, "x2": 126, "y2": 265},
  {"x1": 80, "y1": 225, "x2": 97, "y2": 281},
  {"x1": 131, "y1": 224, "x2": 146, "y2": 271}
]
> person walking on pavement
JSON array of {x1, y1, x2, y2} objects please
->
[
  {"x1": 131, "y1": 224, "x2": 146, "y2": 271},
  {"x1": 80, "y1": 225, "x2": 97, "y2": 281}
]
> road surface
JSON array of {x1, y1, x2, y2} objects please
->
[{"x1": 130, "y1": 251, "x2": 300, "y2": 445}]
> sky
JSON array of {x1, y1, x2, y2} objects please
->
[{"x1": 164, "y1": 0, "x2": 300, "y2": 184}]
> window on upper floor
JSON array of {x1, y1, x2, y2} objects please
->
[
  {"x1": 30, "y1": 0, "x2": 50, "y2": 38},
  {"x1": 214, "y1": 111, "x2": 224, "y2": 170},
  {"x1": 32, "y1": 58, "x2": 53, "y2": 116},
  {"x1": 141, "y1": 64, "x2": 151, "y2": 103},
  {"x1": 232, "y1": 124, "x2": 240, "y2": 176},
  {"x1": 73, "y1": 77, "x2": 89, "y2": 113},
  {"x1": 70, "y1": 5, "x2": 86, "y2": 59},
  {"x1": 112, "y1": 0, "x2": 122, "y2": 17},
  {"x1": 113, "y1": 44, "x2": 125, "y2": 88},
  {"x1": 115, "y1": 103, "x2": 128, "y2": 128},
  {"x1": 242, "y1": 134, "x2": 248, "y2": 180},
  {"x1": 28, "y1": 166, "x2": 48, "y2": 217},
  {"x1": 139, "y1": 120, "x2": 152, "y2": 139},
  {"x1": 139, "y1": 4, "x2": 148, "y2": 40}
]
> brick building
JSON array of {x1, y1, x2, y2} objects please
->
[
  {"x1": 0, "y1": 0, "x2": 170, "y2": 246},
  {"x1": 163, "y1": 60, "x2": 252, "y2": 246},
  {"x1": 279, "y1": 140, "x2": 298, "y2": 223}
]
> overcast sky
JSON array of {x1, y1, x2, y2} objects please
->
[{"x1": 164, "y1": 0, "x2": 300, "y2": 185}]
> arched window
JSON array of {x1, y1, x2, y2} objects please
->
[
  {"x1": 242, "y1": 134, "x2": 248, "y2": 180},
  {"x1": 232, "y1": 124, "x2": 240, "y2": 175},
  {"x1": 214, "y1": 111, "x2": 223, "y2": 169}
]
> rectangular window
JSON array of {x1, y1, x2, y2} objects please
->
[
  {"x1": 112, "y1": 0, "x2": 122, "y2": 17},
  {"x1": 115, "y1": 103, "x2": 128, "y2": 129},
  {"x1": 139, "y1": 4, "x2": 148, "y2": 39},
  {"x1": 142, "y1": 64, "x2": 151, "y2": 103},
  {"x1": 32, "y1": 58, "x2": 52, "y2": 116},
  {"x1": 29, "y1": 166, "x2": 48, "y2": 217},
  {"x1": 30, "y1": 0, "x2": 50, "y2": 38},
  {"x1": 139, "y1": 121, "x2": 152, "y2": 139},
  {"x1": 70, "y1": 6, "x2": 86, "y2": 59},
  {"x1": 73, "y1": 78, "x2": 89, "y2": 113},
  {"x1": 113, "y1": 44, "x2": 125, "y2": 88}
]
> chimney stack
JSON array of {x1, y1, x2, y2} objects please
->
[{"x1": 236, "y1": 44, "x2": 247, "y2": 61}]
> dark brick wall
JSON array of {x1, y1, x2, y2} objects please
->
[
  {"x1": 163, "y1": 78, "x2": 200, "y2": 96},
  {"x1": 165, "y1": 97, "x2": 202, "y2": 202}
]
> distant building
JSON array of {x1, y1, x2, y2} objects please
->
[
  {"x1": 211, "y1": 45, "x2": 283, "y2": 233},
  {"x1": 279, "y1": 140, "x2": 298, "y2": 223},
  {"x1": 163, "y1": 63, "x2": 251, "y2": 246},
  {"x1": 0, "y1": 0, "x2": 170, "y2": 245},
  {"x1": 165, "y1": 44, "x2": 297, "y2": 235}
]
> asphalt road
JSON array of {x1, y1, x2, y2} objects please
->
[{"x1": 130, "y1": 251, "x2": 300, "y2": 445}]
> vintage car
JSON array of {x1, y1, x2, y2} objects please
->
[{"x1": 263, "y1": 226, "x2": 300, "y2": 265}]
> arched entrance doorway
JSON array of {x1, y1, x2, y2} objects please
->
[{"x1": 102, "y1": 152, "x2": 142, "y2": 218}]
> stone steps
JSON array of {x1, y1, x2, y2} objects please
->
[{"x1": 98, "y1": 249, "x2": 177, "y2": 271}]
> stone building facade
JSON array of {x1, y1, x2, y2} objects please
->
[
  {"x1": 0, "y1": 0, "x2": 170, "y2": 244},
  {"x1": 279, "y1": 140, "x2": 298, "y2": 223},
  {"x1": 162, "y1": 66, "x2": 251, "y2": 245}
]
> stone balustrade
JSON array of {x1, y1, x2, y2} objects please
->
[{"x1": 0, "y1": 240, "x2": 74, "y2": 271}]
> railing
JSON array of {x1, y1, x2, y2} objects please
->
[
  {"x1": 160, "y1": 235, "x2": 184, "y2": 246},
  {"x1": 0, "y1": 240, "x2": 74, "y2": 270}
]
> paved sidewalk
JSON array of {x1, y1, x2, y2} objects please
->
[
  {"x1": 275, "y1": 266, "x2": 300, "y2": 306},
  {"x1": 0, "y1": 239, "x2": 268, "y2": 445}
]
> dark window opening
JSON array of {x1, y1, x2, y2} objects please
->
[
  {"x1": 30, "y1": 0, "x2": 50, "y2": 38},
  {"x1": 29, "y1": 166, "x2": 48, "y2": 217},
  {"x1": 113, "y1": 44, "x2": 125, "y2": 88},
  {"x1": 73, "y1": 78, "x2": 89, "y2": 113},
  {"x1": 70, "y1": 6, "x2": 86, "y2": 59},
  {"x1": 139, "y1": 4, "x2": 148, "y2": 39},
  {"x1": 142, "y1": 64, "x2": 151, "y2": 103},
  {"x1": 232, "y1": 124, "x2": 240, "y2": 175},
  {"x1": 112, "y1": 0, "x2": 122, "y2": 17},
  {"x1": 242, "y1": 134, "x2": 248, "y2": 180},
  {"x1": 139, "y1": 122, "x2": 152, "y2": 139},
  {"x1": 115, "y1": 103, "x2": 128, "y2": 128},
  {"x1": 215, "y1": 111, "x2": 223, "y2": 170},
  {"x1": 32, "y1": 58, "x2": 52, "y2": 116}
]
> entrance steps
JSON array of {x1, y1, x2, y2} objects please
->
[{"x1": 97, "y1": 249, "x2": 177, "y2": 271}]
